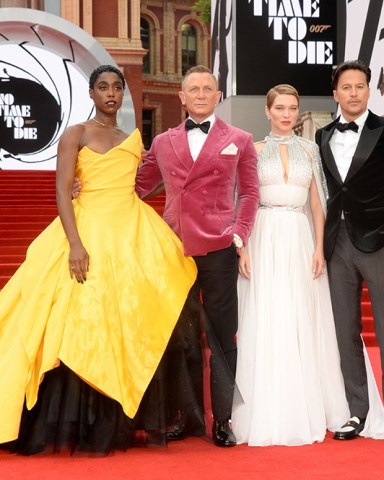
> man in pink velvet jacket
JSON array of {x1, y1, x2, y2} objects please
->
[{"x1": 135, "y1": 65, "x2": 259, "y2": 447}]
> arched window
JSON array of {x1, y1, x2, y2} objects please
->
[
  {"x1": 141, "y1": 18, "x2": 150, "y2": 74},
  {"x1": 181, "y1": 23, "x2": 197, "y2": 75}
]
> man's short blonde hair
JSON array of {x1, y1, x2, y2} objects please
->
[{"x1": 182, "y1": 65, "x2": 218, "y2": 90}]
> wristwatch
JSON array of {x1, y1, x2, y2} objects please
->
[{"x1": 232, "y1": 233, "x2": 243, "y2": 249}]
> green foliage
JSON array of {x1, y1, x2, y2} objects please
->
[{"x1": 192, "y1": 0, "x2": 211, "y2": 24}]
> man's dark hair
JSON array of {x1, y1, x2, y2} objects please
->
[
  {"x1": 89, "y1": 65, "x2": 126, "y2": 89},
  {"x1": 331, "y1": 60, "x2": 371, "y2": 89}
]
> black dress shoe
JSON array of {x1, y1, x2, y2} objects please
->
[
  {"x1": 212, "y1": 419, "x2": 236, "y2": 447},
  {"x1": 333, "y1": 416, "x2": 366, "y2": 440},
  {"x1": 165, "y1": 424, "x2": 187, "y2": 441}
]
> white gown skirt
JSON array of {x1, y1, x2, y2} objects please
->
[{"x1": 232, "y1": 207, "x2": 350, "y2": 446}]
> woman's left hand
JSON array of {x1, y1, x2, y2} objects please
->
[
  {"x1": 312, "y1": 249, "x2": 326, "y2": 279},
  {"x1": 69, "y1": 243, "x2": 89, "y2": 283}
]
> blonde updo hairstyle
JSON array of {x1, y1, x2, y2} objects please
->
[{"x1": 266, "y1": 84, "x2": 300, "y2": 109}]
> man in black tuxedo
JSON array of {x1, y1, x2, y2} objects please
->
[{"x1": 316, "y1": 60, "x2": 384, "y2": 440}]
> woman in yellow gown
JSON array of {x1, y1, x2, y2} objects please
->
[{"x1": 0, "y1": 65, "x2": 197, "y2": 454}]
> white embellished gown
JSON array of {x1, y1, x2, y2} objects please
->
[{"x1": 232, "y1": 133, "x2": 384, "y2": 446}]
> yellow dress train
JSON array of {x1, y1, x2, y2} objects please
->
[{"x1": 0, "y1": 129, "x2": 197, "y2": 443}]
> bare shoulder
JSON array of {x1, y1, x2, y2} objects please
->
[{"x1": 58, "y1": 123, "x2": 87, "y2": 149}]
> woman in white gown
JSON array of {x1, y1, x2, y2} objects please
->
[{"x1": 231, "y1": 84, "x2": 384, "y2": 446}]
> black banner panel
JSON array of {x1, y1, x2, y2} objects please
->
[{"x1": 236, "y1": 0, "x2": 337, "y2": 95}]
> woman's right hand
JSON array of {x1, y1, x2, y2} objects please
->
[
  {"x1": 69, "y1": 243, "x2": 89, "y2": 283},
  {"x1": 72, "y1": 177, "x2": 82, "y2": 198}
]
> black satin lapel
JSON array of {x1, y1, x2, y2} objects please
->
[
  {"x1": 321, "y1": 127, "x2": 343, "y2": 184},
  {"x1": 345, "y1": 124, "x2": 384, "y2": 182}
]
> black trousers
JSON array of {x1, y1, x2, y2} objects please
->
[
  {"x1": 328, "y1": 222, "x2": 384, "y2": 418},
  {"x1": 193, "y1": 245, "x2": 239, "y2": 421}
]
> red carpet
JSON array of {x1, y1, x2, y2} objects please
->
[
  {"x1": 0, "y1": 347, "x2": 382, "y2": 480},
  {"x1": 0, "y1": 169, "x2": 377, "y2": 346},
  {"x1": 0, "y1": 431, "x2": 383, "y2": 480}
]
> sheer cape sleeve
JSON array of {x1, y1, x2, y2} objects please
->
[{"x1": 296, "y1": 137, "x2": 327, "y2": 239}]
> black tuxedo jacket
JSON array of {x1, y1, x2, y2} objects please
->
[{"x1": 315, "y1": 111, "x2": 384, "y2": 259}]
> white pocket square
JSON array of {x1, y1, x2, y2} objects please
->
[{"x1": 220, "y1": 143, "x2": 238, "y2": 155}]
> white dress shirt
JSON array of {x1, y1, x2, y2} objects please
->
[
  {"x1": 329, "y1": 110, "x2": 368, "y2": 182},
  {"x1": 329, "y1": 110, "x2": 368, "y2": 218},
  {"x1": 186, "y1": 114, "x2": 216, "y2": 161}
]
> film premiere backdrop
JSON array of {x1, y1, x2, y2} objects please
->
[
  {"x1": 1, "y1": 1, "x2": 384, "y2": 169},
  {"x1": 0, "y1": 8, "x2": 135, "y2": 171},
  {"x1": 211, "y1": 0, "x2": 384, "y2": 140}
]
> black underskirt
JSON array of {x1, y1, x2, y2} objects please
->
[
  {"x1": 1, "y1": 288, "x2": 207, "y2": 456},
  {"x1": 1, "y1": 284, "x2": 236, "y2": 456}
]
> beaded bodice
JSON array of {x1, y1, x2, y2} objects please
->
[{"x1": 257, "y1": 133, "x2": 313, "y2": 209}]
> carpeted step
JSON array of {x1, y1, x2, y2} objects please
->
[
  {"x1": 0, "y1": 215, "x2": 57, "y2": 223},
  {"x1": 362, "y1": 333, "x2": 377, "y2": 347},
  {"x1": 0, "y1": 199, "x2": 57, "y2": 206},
  {"x1": 0, "y1": 276, "x2": 10, "y2": 289},
  {"x1": 362, "y1": 301, "x2": 372, "y2": 316},
  {"x1": 0, "y1": 254, "x2": 26, "y2": 263},
  {"x1": 1, "y1": 263, "x2": 22, "y2": 276},
  {"x1": 0, "y1": 184, "x2": 56, "y2": 189},
  {"x1": 0, "y1": 193, "x2": 56, "y2": 199},
  {"x1": 0, "y1": 221, "x2": 53, "y2": 230},
  {"x1": 0, "y1": 245, "x2": 29, "y2": 254},
  {"x1": 0, "y1": 229, "x2": 46, "y2": 238},
  {"x1": 362, "y1": 288, "x2": 371, "y2": 301},
  {"x1": 0, "y1": 237, "x2": 34, "y2": 246},
  {"x1": 362, "y1": 287, "x2": 376, "y2": 345},
  {"x1": 0, "y1": 207, "x2": 57, "y2": 215},
  {"x1": 363, "y1": 317, "x2": 375, "y2": 333}
]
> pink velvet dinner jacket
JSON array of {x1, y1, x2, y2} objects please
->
[{"x1": 135, "y1": 117, "x2": 259, "y2": 256}]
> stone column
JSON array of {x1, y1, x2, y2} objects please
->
[
  {"x1": 118, "y1": 0, "x2": 128, "y2": 41},
  {"x1": 82, "y1": 0, "x2": 93, "y2": 35},
  {"x1": 61, "y1": 0, "x2": 80, "y2": 26},
  {"x1": 163, "y1": 1, "x2": 176, "y2": 75}
]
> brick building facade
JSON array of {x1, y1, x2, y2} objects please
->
[{"x1": 0, "y1": 0, "x2": 211, "y2": 147}]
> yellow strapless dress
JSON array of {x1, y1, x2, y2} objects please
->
[{"x1": 0, "y1": 129, "x2": 197, "y2": 443}]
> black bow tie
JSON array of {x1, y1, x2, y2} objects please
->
[
  {"x1": 335, "y1": 121, "x2": 359, "y2": 133},
  {"x1": 185, "y1": 119, "x2": 211, "y2": 134}
]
